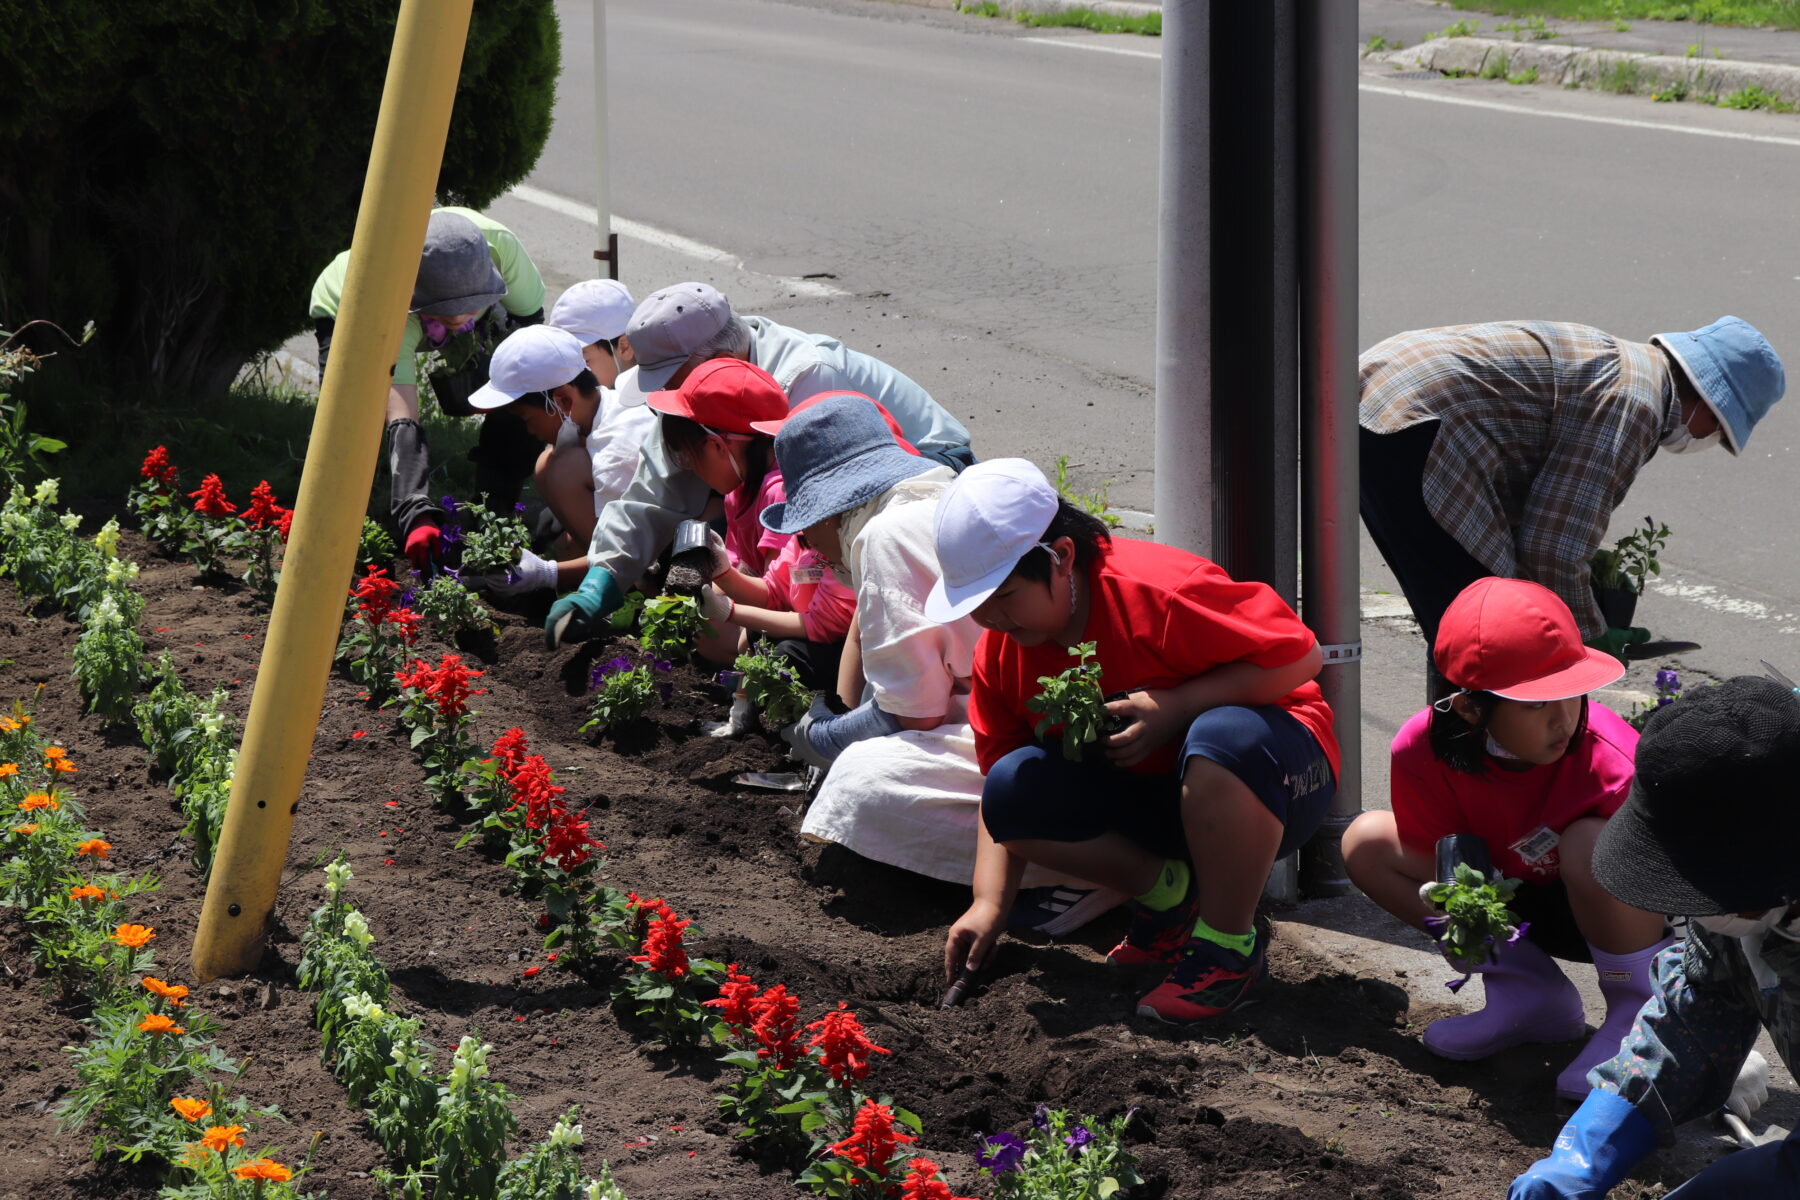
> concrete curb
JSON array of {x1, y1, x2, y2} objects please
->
[
  {"x1": 1371, "y1": 36, "x2": 1800, "y2": 108},
  {"x1": 957, "y1": 0, "x2": 1162, "y2": 22}
]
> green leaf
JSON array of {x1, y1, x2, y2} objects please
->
[
  {"x1": 30, "y1": 436, "x2": 67, "y2": 455},
  {"x1": 1100, "y1": 1180, "x2": 1120, "y2": 1198}
]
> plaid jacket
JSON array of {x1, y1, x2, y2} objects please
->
[
  {"x1": 1360, "y1": 322, "x2": 1679, "y2": 637},
  {"x1": 1593, "y1": 924, "x2": 1800, "y2": 1142}
]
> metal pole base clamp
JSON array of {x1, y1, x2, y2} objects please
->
[{"x1": 1319, "y1": 641, "x2": 1361, "y2": 665}]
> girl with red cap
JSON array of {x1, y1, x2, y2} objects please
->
[
  {"x1": 643, "y1": 359, "x2": 860, "y2": 691},
  {"x1": 1343, "y1": 576, "x2": 1672, "y2": 1100}
]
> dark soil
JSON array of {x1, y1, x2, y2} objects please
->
[{"x1": 0, "y1": 529, "x2": 1671, "y2": 1199}]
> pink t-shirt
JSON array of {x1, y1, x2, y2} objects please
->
[
  {"x1": 1389, "y1": 702, "x2": 1638, "y2": 883},
  {"x1": 722, "y1": 468, "x2": 855, "y2": 644},
  {"x1": 723, "y1": 470, "x2": 788, "y2": 576}
]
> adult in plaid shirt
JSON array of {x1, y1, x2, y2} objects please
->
[{"x1": 1360, "y1": 317, "x2": 1784, "y2": 689}]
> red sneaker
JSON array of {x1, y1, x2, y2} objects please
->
[
  {"x1": 1135, "y1": 932, "x2": 1265, "y2": 1023},
  {"x1": 1106, "y1": 875, "x2": 1201, "y2": 967}
]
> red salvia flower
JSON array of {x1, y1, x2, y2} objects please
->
[
  {"x1": 900, "y1": 1159, "x2": 977, "y2": 1200},
  {"x1": 389, "y1": 607, "x2": 423, "y2": 647},
  {"x1": 629, "y1": 908, "x2": 691, "y2": 981},
  {"x1": 805, "y1": 1002, "x2": 891, "y2": 1086},
  {"x1": 140, "y1": 446, "x2": 179, "y2": 488},
  {"x1": 492, "y1": 728, "x2": 530, "y2": 779},
  {"x1": 508, "y1": 755, "x2": 565, "y2": 831},
  {"x1": 826, "y1": 1100, "x2": 914, "y2": 1172},
  {"x1": 188, "y1": 474, "x2": 236, "y2": 517},
  {"x1": 748, "y1": 984, "x2": 803, "y2": 1069},
  {"x1": 274, "y1": 506, "x2": 295, "y2": 541},
  {"x1": 394, "y1": 658, "x2": 434, "y2": 693},
  {"x1": 242, "y1": 481, "x2": 283, "y2": 530},
  {"x1": 704, "y1": 962, "x2": 760, "y2": 1031},
  {"x1": 625, "y1": 891, "x2": 674, "y2": 922},
  {"x1": 422, "y1": 654, "x2": 483, "y2": 719},
  {"x1": 540, "y1": 809, "x2": 602, "y2": 872},
  {"x1": 352, "y1": 565, "x2": 403, "y2": 626}
]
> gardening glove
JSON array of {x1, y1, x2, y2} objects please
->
[
  {"x1": 781, "y1": 695, "x2": 903, "y2": 769},
  {"x1": 475, "y1": 548, "x2": 557, "y2": 598},
  {"x1": 403, "y1": 520, "x2": 441, "y2": 570},
  {"x1": 1509, "y1": 1091, "x2": 1657, "y2": 1200},
  {"x1": 1586, "y1": 626, "x2": 1650, "y2": 664},
  {"x1": 544, "y1": 563, "x2": 624, "y2": 650},
  {"x1": 1727, "y1": 1050, "x2": 1771, "y2": 1123},
  {"x1": 698, "y1": 584, "x2": 734, "y2": 623},
  {"x1": 702, "y1": 527, "x2": 731, "y2": 579},
  {"x1": 705, "y1": 693, "x2": 756, "y2": 739}
]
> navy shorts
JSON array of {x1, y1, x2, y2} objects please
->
[{"x1": 981, "y1": 704, "x2": 1336, "y2": 861}]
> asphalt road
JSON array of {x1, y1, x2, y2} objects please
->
[{"x1": 500, "y1": 0, "x2": 1800, "y2": 807}]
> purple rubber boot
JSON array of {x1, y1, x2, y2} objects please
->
[
  {"x1": 1554, "y1": 935, "x2": 1676, "y2": 1100},
  {"x1": 1424, "y1": 937, "x2": 1587, "y2": 1061}
]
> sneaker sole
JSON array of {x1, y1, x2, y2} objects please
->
[
  {"x1": 1135, "y1": 992, "x2": 1263, "y2": 1025},
  {"x1": 1038, "y1": 887, "x2": 1131, "y2": 938}
]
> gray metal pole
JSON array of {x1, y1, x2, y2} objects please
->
[
  {"x1": 1298, "y1": 0, "x2": 1361, "y2": 897},
  {"x1": 1152, "y1": 0, "x2": 1212, "y2": 557}
]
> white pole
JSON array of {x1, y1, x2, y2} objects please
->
[{"x1": 591, "y1": 0, "x2": 617, "y2": 278}]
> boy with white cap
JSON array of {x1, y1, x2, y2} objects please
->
[
  {"x1": 308, "y1": 207, "x2": 547, "y2": 566},
  {"x1": 548, "y1": 278, "x2": 637, "y2": 387},
  {"x1": 466, "y1": 324, "x2": 653, "y2": 594},
  {"x1": 927, "y1": 459, "x2": 1338, "y2": 1023}
]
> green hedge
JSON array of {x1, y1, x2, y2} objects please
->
[{"x1": 0, "y1": 1, "x2": 558, "y2": 402}]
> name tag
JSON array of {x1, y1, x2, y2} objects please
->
[
  {"x1": 1509, "y1": 825, "x2": 1560, "y2": 866},
  {"x1": 790, "y1": 566, "x2": 825, "y2": 585}
]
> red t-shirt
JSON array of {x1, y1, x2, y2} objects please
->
[
  {"x1": 1389, "y1": 702, "x2": 1638, "y2": 883},
  {"x1": 968, "y1": 538, "x2": 1339, "y2": 779}
]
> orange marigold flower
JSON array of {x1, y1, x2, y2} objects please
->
[
  {"x1": 0, "y1": 718, "x2": 17, "y2": 733},
  {"x1": 68, "y1": 884, "x2": 105, "y2": 901},
  {"x1": 143, "y1": 977, "x2": 189, "y2": 1004},
  {"x1": 200, "y1": 1124, "x2": 247, "y2": 1153},
  {"x1": 232, "y1": 1159, "x2": 293, "y2": 1183},
  {"x1": 18, "y1": 792, "x2": 58, "y2": 812},
  {"x1": 45, "y1": 747, "x2": 76, "y2": 774},
  {"x1": 11, "y1": 823, "x2": 37, "y2": 835},
  {"x1": 170, "y1": 1097, "x2": 212, "y2": 1123},
  {"x1": 0, "y1": 762, "x2": 16, "y2": 776},
  {"x1": 137, "y1": 1013, "x2": 186, "y2": 1036},
  {"x1": 112, "y1": 923, "x2": 155, "y2": 948},
  {"x1": 75, "y1": 838, "x2": 111, "y2": 858}
]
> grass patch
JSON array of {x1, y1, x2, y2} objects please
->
[
  {"x1": 1598, "y1": 55, "x2": 1650, "y2": 92},
  {"x1": 1481, "y1": 51, "x2": 1513, "y2": 78},
  {"x1": 1365, "y1": 33, "x2": 1403, "y2": 52},
  {"x1": 1448, "y1": 1, "x2": 1800, "y2": 30},
  {"x1": 1719, "y1": 83, "x2": 1798, "y2": 109},
  {"x1": 1494, "y1": 14, "x2": 1560, "y2": 38},
  {"x1": 961, "y1": 2, "x2": 1162, "y2": 36},
  {"x1": 1508, "y1": 65, "x2": 1542, "y2": 83},
  {"x1": 1427, "y1": 18, "x2": 1484, "y2": 38}
]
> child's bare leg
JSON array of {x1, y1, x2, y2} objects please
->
[
  {"x1": 1560, "y1": 817, "x2": 1667, "y2": 954},
  {"x1": 1343, "y1": 809, "x2": 1436, "y2": 931}
]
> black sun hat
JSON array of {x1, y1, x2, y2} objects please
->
[{"x1": 1594, "y1": 675, "x2": 1800, "y2": 916}]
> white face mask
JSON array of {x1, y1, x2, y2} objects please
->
[
  {"x1": 552, "y1": 403, "x2": 582, "y2": 450},
  {"x1": 1485, "y1": 732, "x2": 1525, "y2": 762},
  {"x1": 1695, "y1": 909, "x2": 1785, "y2": 938},
  {"x1": 1662, "y1": 422, "x2": 1723, "y2": 455}
]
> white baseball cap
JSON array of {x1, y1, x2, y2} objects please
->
[
  {"x1": 924, "y1": 458, "x2": 1062, "y2": 623},
  {"x1": 469, "y1": 326, "x2": 588, "y2": 411},
  {"x1": 549, "y1": 278, "x2": 636, "y2": 346}
]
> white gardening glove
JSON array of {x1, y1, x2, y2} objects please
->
[
  {"x1": 703, "y1": 527, "x2": 731, "y2": 579},
  {"x1": 1727, "y1": 1050, "x2": 1771, "y2": 1122},
  {"x1": 476, "y1": 547, "x2": 558, "y2": 597},
  {"x1": 705, "y1": 694, "x2": 756, "y2": 739},
  {"x1": 779, "y1": 695, "x2": 837, "y2": 771},
  {"x1": 1419, "y1": 881, "x2": 1447, "y2": 914},
  {"x1": 698, "y1": 583, "x2": 734, "y2": 622}
]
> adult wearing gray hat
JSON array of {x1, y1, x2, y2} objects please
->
[
  {"x1": 544, "y1": 282, "x2": 975, "y2": 648},
  {"x1": 309, "y1": 207, "x2": 547, "y2": 566},
  {"x1": 1511, "y1": 676, "x2": 1800, "y2": 1200}
]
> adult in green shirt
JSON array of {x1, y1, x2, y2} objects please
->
[{"x1": 309, "y1": 207, "x2": 547, "y2": 565}]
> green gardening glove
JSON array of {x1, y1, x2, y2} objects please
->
[
  {"x1": 1587, "y1": 625, "x2": 1650, "y2": 664},
  {"x1": 544, "y1": 564, "x2": 624, "y2": 650}
]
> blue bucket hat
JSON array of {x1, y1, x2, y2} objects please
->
[
  {"x1": 761, "y1": 394, "x2": 935, "y2": 534},
  {"x1": 1651, "y1": 316, "x2": 1785, "y2": 455}
]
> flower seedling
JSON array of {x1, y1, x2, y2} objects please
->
[
  {"x1": 1026, "y1": 642, "x2": 1110, "y2": 761},
  {"x1": 639, "y1": 594, "x2": 704, "y2": 659},
  {"x1": 128, "y1": 446, "x2": 196, "y2": 551},
  {"x1": 184, "y1": 473, "x2": 246, "y2": 577},
  {"x1": 392, "y1": 654, "x2": 485, "y2": 807},
  {"x1": 71, "y1": 589, "x2": 145, "y2": 722},
  {"x1": 974, "y1": 1105, "x2": 1143, "y2": 1199},
  {"x1": 336, "y1": 566, "x2": 422, "y2": 697},
  {"x1": 735, "y1": 648, "x2": 813, "y2": 727},
  {"x1": 239, "y1": 480, "x2": 291, "y2": 598},
  {"x1": 1423, "y1": 862, "x2": 1526, "y2": 980},
  {"x1": 357, "y1": 518, "x2": 398, "y2": 571},
  {"x1": 454, "y1": 494, "x2": 533, "y2": 576},
  {"x1": 617, "y1": 897, "x2": 721, "y2": 1047},
  {"x1": 1591, "y1": 515, "x2": 1671, "y2": 596},
  {"x1": 414, "y1": 574, "x2": 496, "y2": 640},
  {"x1": 581, "y1": 656, "x2": 665, "y2": 734}
]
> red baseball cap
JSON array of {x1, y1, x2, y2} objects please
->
[
  {"x1": 644, "y1": 358, "x2": 788, "y2": 433},
  {"x1": 752, "y1": 390, "x2": 921, "y2": 457},
  {"x1": 1434, "y1": 578, "x2": 1624, "y2": 701}
]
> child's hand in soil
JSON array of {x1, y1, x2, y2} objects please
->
[
  {"x1": 1103, "y1": 689, "x2": 1187, "y2": 768},
  {"x1": 944, "y1": 899, "x2": 1005, "y2": 981}
]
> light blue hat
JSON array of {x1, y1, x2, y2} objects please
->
[
  {"x1": 761, "y1": 394, "x2": 934, "y2": 534},
  {"x1": 1651, "y1": 316, "x2": 1785, "y2": 455}
]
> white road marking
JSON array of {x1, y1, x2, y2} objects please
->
[
  {"x1": 507, "y1": 184, "x2": 848, "y2": 298},
  {"x1": 1649, "y1": 577, "x2": 1797, "y2": 623},
  {"x1": 1359, "y1": 82, "x2": 1800, "y2": 149},
  {"x1": 1018, "y1": 35, "x2": 1161, "y2": 60}
]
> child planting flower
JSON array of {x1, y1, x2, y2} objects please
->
[
  {"x1": 930, "y1": 459, "x2": 1339, "y2": 1022},
  {"x1": 1343, "y1": 578, "x2": 1672, "y2": 1100}
]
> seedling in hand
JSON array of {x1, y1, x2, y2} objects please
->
[{"x1": 1027, "y1": 642, "x2": 1110, "y2": 761}]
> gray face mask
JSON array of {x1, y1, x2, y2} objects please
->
[{"x1": 1662, "y1": 421, "x2": 1722, "y2": 455}]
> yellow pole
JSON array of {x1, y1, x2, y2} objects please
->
[{"x1": 192, "y1": 0, "x2": 474, "y2": 982}]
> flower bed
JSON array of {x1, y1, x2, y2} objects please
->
[{"x1": 0, "y1": 508, "x2": 1622, "y2": 1198}]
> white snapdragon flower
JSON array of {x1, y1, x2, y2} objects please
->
[
  {"x1": 343, "y1": 909, "x2": 374, "y2": 948},
  {"x1": 324, "y1": 858, "x2": 353, "y2": 898},
  {"x1": 546, "y1": 1114, "x2": 584, "y2": 1148}
]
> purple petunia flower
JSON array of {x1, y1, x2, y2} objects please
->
[
  {"x1": 514, "y1": 501, "x2": 528, "y2": 513},
  {"x1": 398, "y1": 588, "x2": 416, "y2": 609},
  {"x1": 1421, "y1": 913, "x2": 1448, "y2": 934},
  {"x1": 440, "y1": 524, "x2": 463, "y2": 546},
  {"x1": 1031, "y1": 1104, "x2": 1051, "y2": 1131},
  {"x1": 441, "y1": 495, "x2": 460, "y2": 513},
  {"x1": 589, "y1": 656, "x2": 636, "y2": 691},
  {"x1": 1506, "y1": 921, "x2": 1532, "y2": 946},
  {"x1": 1064, "y1": 1125, "x2": 1094, "y2": 1155},
  {"x1": 974, "y1": 1131, "x2": 1026, "y2": 1173}
]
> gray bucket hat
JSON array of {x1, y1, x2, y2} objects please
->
[
  {"x1": 410, "y1": 211, "x2": 507, "y2": 315},
  {"x1": 762, "y1": 394, "x2": 935, "y2": 534}
]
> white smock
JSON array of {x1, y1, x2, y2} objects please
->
[
  {"x1": 799, "y1": 469, "x2": 1053, "y2": 886},
  {"x1": 587, "y1": 386, "x2": 656, "y2": 518}
]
